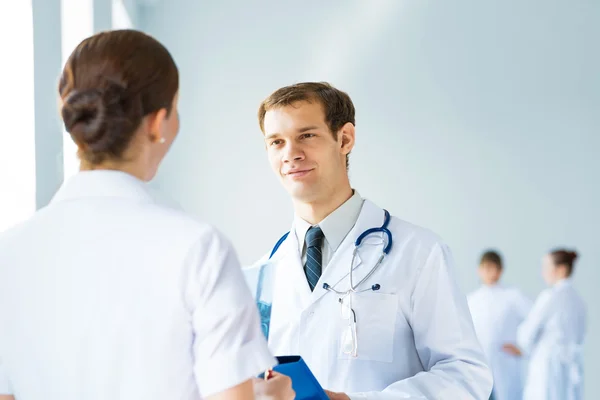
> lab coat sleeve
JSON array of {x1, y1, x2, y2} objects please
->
[
  {"x1": 349, "y1": 242, "x2": 493, "y2": 400},
  {"x1": 182, "y1": 230, "x2": 277, "y2": 398},
  {"x1": 0, "y1": 355, "x2": 12, "y2": 395},
  {"x1": 465, "y1": 292, "x2": 476, "y2": 313},
  {"x1": 516, "y1": 289, "x2": 553, "y2": 355}
]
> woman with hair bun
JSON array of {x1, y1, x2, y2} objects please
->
[
  {"x1": 502, "y1": 249, "x2": 586, "y2": 400},
  {"x1": 0, "y1": 30, "x2": 293, "y2": 400}
]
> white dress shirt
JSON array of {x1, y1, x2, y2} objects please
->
[
  {"x1": 294, "y1": 190, "x2": 364, "y2": 268},
  {"x1": 0, "y1": 170, "x2": 275, "y2": 400}
]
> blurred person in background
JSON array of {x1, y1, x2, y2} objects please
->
[
  {"x1": 467, "y1": 250, "x2": 532, "y2": 400},
  {"x1": 503, "y1": 249, "x2": 586, "y2": 400}
]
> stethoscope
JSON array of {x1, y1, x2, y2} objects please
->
[
  {"x1": 268, "y1": 209, "x2": 393, "y2": 294},
  {"x1": 322, "y1": 209, "x2": 393, "y2": 296},
  {"x1": 266, "y1": 209, "x2": 393, "y2": 356}
]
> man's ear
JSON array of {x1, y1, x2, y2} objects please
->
[{"x1": 339, "y1": 122, "x2": 355, "y2": 155}]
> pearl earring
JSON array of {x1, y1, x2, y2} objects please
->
[{"x1": 159, "y1": 137, "x2": 166, "y2": 144}]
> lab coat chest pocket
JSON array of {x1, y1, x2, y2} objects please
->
[{"x1": 338, "y1": 292, "x2": 398, "y2": 363}]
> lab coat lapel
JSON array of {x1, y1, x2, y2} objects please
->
[
  {"x1": 272, "y1": 225, "x2": 313, "y2": 312},
  {"x1": 308, "y1": 200, "x2": 386, "y2": 305}
]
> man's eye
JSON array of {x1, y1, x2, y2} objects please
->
[
  {"x1": 302, "y1": 134, "x2": 315, "y2": 139},
  {"x1": 271, "y1": 140, "x2": 283, "y2": 146}
]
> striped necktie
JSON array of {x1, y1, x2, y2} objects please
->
[{"x1": 304, "y1": 226, "x2": 324, "y2": 291}]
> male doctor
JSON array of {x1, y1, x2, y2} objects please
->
[{"x1": 245, "y1": 82, "x2": 493, "y2": 400}]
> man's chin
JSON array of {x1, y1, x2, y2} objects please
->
[{"x1": 287, "y1": 184, "x2": 319, "y2": 203}]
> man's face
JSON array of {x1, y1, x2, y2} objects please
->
[
  {"x1": 263, "y1": 100, "x2": 352, "y2": 203},
  {"x1": 478, "y1": 261, "x2": 502, "y2": 285}
]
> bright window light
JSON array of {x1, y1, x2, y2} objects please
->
[
  {"x1": 60, "y1": 0, "x2": 94, "y2": 181},
  {"x1": 113, "y1": 0, "x2": 133, "y2": 29},
  {"x1": 0, "y1": 0, "x2": 36, "y2": 233}
]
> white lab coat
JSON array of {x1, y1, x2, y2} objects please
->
[
  {"x1": 517, "y1": 279, "x2": 586, "y2": 400},
  {"x1": 245, "y1": 199, "x2": 493, "y2": 400},
  {"x1": 0, "y1": 170, "x2": 275, "y2": 400},
  {"x1": 467, "y1": 284, "x2": 532, "y2": 400}
]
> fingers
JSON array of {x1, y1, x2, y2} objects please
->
[
  {"x1": 253, "y1": 371, "x2": 295, "y2": 400},
  {"x1": 501, "y1": 343, "x2": 520, "y2": 356},
  {"x1": 268, "y1": 371, "x2": 288, "y2": 380}
]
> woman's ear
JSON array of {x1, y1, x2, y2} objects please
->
[{"x1": 146, "y1": 108, "x2": 168, "y2": 143}]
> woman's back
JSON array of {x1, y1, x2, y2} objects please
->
[
  {"x1": 518, "y1": 250, "x2": 586, "y2": 400},
  {"x1": 543, "y1": 281, "x2": 587, "y2": 346},
  {"x1": 0, "y1": 170, "x2": 274, "y2": 399}
]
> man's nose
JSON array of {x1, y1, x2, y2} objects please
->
[{"x1": 282, "y1": 142, "x2": 304, "y2": 163}]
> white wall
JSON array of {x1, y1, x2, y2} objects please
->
[
  {"x1": 140, "y1": 0, "x2": 599, "y2": 396},
  {"x1": 31, "y1": 0, "x2": 64, "y2": 209}
]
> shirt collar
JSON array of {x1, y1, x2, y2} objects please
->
[
  {"x1": 482, "y1": 282, "x2": 503, "y2": 290},
  {"x1": 295, "y1": 190, "x2": 364, "y2": 252},
  {"x1": 554, "y1": 277, "x2": 572, "y2": 289},
  {"x1": 50, "y1": 170, "x2": 158, "y2": 205}
]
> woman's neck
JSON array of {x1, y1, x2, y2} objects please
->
[{"x1": 79, "y1": 159, "x2": 148, "y2": 181}]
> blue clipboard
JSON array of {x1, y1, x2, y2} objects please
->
[{"x1": 259, "y1": 355, "x2": 328, "y2": 400}]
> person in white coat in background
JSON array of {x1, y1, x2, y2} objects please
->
[
  {"x1": 503, "y1": 249, "x2": 586, "y2": 400},
  {"x1": 0, "y1": 30, "x2": 293, "y2": 400},
  {"x1": 467, "y1": 250, "x2": 532, "y2": 400},
  {"x1": 245, "y1": 82, "x2": 493, "y2": 400}
]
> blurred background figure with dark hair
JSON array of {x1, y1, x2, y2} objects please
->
[
  {"x1": 503, "y1": 249, "x2": 586, "y2": 400},
  {"x1": 467, "y1": 250, "x2": 532, "y2": 400}
]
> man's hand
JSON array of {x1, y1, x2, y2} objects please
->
[
  {"x1": 502, "y1": 343, "x2": 523, "y2": 357},
  {"x1": 325, "y1": 389, "x2": 351, "y2": 400},
  {"x1": 253, "y1": 371, "x2": 295, "y2": 400}
]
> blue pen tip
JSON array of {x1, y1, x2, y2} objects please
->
[{"x1": 323, "y1": 283, "x2": 330, "y2": 289}]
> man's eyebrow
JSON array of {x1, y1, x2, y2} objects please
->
[
  {"x1": 297, "y1": 125, "x2": 319, "y2": 132},
  {"x1": 265, "y1": 126, "x2": 320, "y2": 140}
]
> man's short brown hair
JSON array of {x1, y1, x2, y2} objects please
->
[{"x1": 257, "y1": 82, "x2": 356, "y2": 137}]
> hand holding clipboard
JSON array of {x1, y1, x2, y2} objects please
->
[
  {"x1": 259, "y1": 356, "x2": 329, "y2": 400},
  {"x1": 254, "y1": 370, "x2": 295, "y2": 399}
]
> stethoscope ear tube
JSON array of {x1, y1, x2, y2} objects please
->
[{"x1": 325, "y1": 209, "x2": 394, "y2": 295}]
